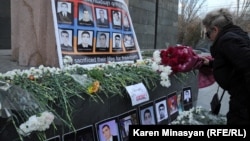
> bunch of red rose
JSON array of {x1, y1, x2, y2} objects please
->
[{"x1": 160, "y1": 45, "x2": 200, "y2": 73}]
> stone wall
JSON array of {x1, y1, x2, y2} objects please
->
[
  {"x1": 129, "y1": 0, "x2": 178, "y2": 49},
  {"x1": 11, "y1": 0, "x2": 59, "y2": 67}
]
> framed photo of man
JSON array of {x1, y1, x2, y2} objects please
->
[
  {"x1": 95, "y1": 8, "x2": 109, "y2": 28},
  {"x1": 63, "y1": 125, "x2": 95, "y2": 141},
  {"x1": 117, "y1": 109, "x2": 139, "y2": 141},
  {"x1": 112, "y1": 33, "x2": 122, "y2": 52},
  {"x1": 167, "y1": 91, "x2": 179, "y2": 123},
  {"x1": 56, "y1": 1, "x2": 73, "y2": 24},
  {"x1": 112, "y1": 10, "x2": 122, "y2": 29},
  {"x1": 58, "y1": 29, "x2": 73, "y2": 52},
  {"x1": 78, "y1": 4, "x2": 94, "y2": 26},
  {"x1": 122, "y1": 13, "x2": 130, "y2": 31},
  {"x1": 138, "y1": 102, "x2": 156, "y2": 125},
  {"x1": 96, "y1": 31, "x2": 110, "y2": 52},
  {"x1": 182, "y1": 86, "x2": 193, "y2": 111},
  {"x1": 96, "y1": 117, "x2": 121, "y2": 141},
  {"x1": 77, "y1": 30, "x2": 94, "y2": 52},
  {"x1": 154, "y1": 96, "x2": 169, "y2": 125},
  {"x1": 123, "y1": 34, "x2": 135, "y2": 51}
]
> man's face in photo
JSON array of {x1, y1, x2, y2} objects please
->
[
  {"x1": 99, "y1": 34, "x2": 106, "y2": 46},
  {"x1": 159, "y1": 105, "x2": 165, "y2": 119},
  {"x1": 61, "y1": 3, "x2": 68, "y2": 13},
  {"x1": 99, "y1": 10, "x2": 105, "y2": 19},
  {"x1": 81, "y1": 33, "x2": 90, "y2": 44},
  {"x1": 61, "y1": 32, "x2": 69, "y2": 45},
  {"x1": 102, "y1": 126, "x2": 112, "y2": 140},
  {"x1": 115, "y1": 36, "x2": 120, "y2": 47},
  {"x1": 144, "y1": 111, "x2": 152, "y2": 124}
]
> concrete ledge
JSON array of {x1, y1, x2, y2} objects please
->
[{"x1": 0, "y1": 49, "x2": 11, "y2": 55}]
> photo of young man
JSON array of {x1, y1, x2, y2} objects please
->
[
  {"x1": 78, "y1": 4, "x2": 94, "y2": 26},
  {"x1": 96, "y1": 32, "x2": 109, "y2": 52},
  {"x1": 96, "y1": 8, "x2": 109, "y2": 28},
  {"x1": 112, "y1": 33, "x2": 122, "y2": 51},
  {"x1": 122, "y1": 13, "x2": 130, "y2": 31},
  {"x1": 97, "y1": 119, "x2": 120, "y2": 141},
  {"x1": 112, "y1": 10, "x2": 121, "y2": 29},
  {"x1": 59, "y1": 29, "x2": 73, "y2": 51},
  {"x1": 182, "y1": 87, "x2": 193, "y2": 111},
  {"x1": 118, "y1": 109, "x2": 139, "y2": 141},
  {"x1": 56, "y1": 2, "x2": 73, "y2": 24},
  {"x1": 77, "y1": 30, "x2": 93, "y2": 52},
  {"x1": 155, "y1": 101, "x2": 168, "y2": 122},
  {"x1": 139, "y1": 104, "x2": 156, "y2": 125}
]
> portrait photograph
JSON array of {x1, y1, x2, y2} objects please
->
[
  {"x1": 56, "y1": 1, "x2": 73, "y2": 24},
  {"x1": 139, "y1": 102, "x2": 156, "y2": 125},
  {"x1": 95, "y1": 8, "x2": 109, "y2": 28},
  {"x1": 112, "y1": 10, "x2": 122, "y2": 29},
  {"x1": 122, "y1": 13, "x2": 131, "y2": 31},
  {"x1": 96, "y1": 31, "x2": 110, "y2": 52},
  {"x1": 112, "y1": 33, "x2": 122, "y2": 52},
  {"x1": 123, "y1": 34, "x2": 135, "y2": 51},
  {"x1": 117, "y1": 109, "x2": 139, "y2": 141},
  {"x1": 45, "y1": 135, "x2": 61, "y2": 141},
  {"x1": 77, "y1": 30, "x2": 94, "y2": 52},
  {"x1": 63, "y1": 125, "x2": 95, "y2": 141},
  {"x1": 182, "y1": 86, "x2": 193, "y2": 111},
  {"x1": 78, "y1": 4, "x2": 94, "y2": 26},
  {"x1": 177, "y1": 93, "x2": 183, "y2": 113},
  {"x1": 58, "y1": 29, "x2": 73, "y2": 52},
  {"x1": 167, "y1": 91, "x2": 179, "y2": 122},
  {"x1": 96, "y1": 117, "x2": 121, "y2": 141},
  {"x1": 154, "y1": 96, "x2": 169, "y2": 124}
]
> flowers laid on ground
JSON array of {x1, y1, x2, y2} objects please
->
[
  {"x1": 171, "y1": 106, "x2": 227, "y2": 125},
  {"x1": 152, "y1": 45, "x2": 201, "y2": 87},
  {"x1": 0, "y1": 59, "x2": 160, "y2": 140}
]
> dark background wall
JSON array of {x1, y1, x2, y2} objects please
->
[
  {"x1": 0, "y1": 0, "x2": 11, "y2": 49},
  {"x1": 129, "y1": 0, "x2": 178, "y2": 49}
]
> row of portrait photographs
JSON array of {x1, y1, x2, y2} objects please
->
[
  {"x1": 59, "y1": 29, "x2": 136, "y2": 52},
  {"x1": 45, "y1": 87, "x2": 193, "y2": 141},
  {"x1": 139, "y1": 86, "x2": 193, "y2": 125},
  {"x1": 56, "y1": 1, "x2": 131, "y2": 31},
  {"x1": 96, "y1": 110, "x2": 138, "y2": 141}
]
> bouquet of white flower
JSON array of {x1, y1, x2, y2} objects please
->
[{"x1": 17, "y1": 111, "x2": 55, "y2": 136}]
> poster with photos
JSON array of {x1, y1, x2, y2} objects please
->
[
  {"x1": 138, "y1": 102, "x2": 156, "y2": 125},
  {"x1": 167, "y1": 91, "x2": 179, "y2": 122},
  {"x1": 117, "y1": 109, "x2": 139, "y2": 141},
  {"x1": 182, "y1": 86, "x2": 193, "y2": 111},
  {"x1": 45, "y1": 135, "x2": 61, "y2": 141},
  {"x1": 51, "y1": 0, "x2": 142, "y2": 68},
  {"x1": 96, "y1": 117, "x2": 121, "y2": 141},
  {"x1": 63, "y1": 125, "x2": 95, "y2": 141},
  {"x1": 154, "y1": 96, "x2": 169, "y2": 125}
]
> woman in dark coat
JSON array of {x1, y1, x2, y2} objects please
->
[{"x1": 202, "y1": 8, "x2": 250, "y2": 125}]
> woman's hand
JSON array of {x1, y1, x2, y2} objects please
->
[{"x1": 200, "y1": 56, "x2": 210, "y2": 66}]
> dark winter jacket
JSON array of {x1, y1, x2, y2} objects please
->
[{"x1": 210, "y1": 24, "x2": 250, "y2": 91}]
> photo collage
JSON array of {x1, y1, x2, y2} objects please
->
[
  {"x1": 55, "y1": 0, "x2": 137, "y2": 54},
  {"x1": 46, "y1": 87, "x2": 193, "y2": 141}
]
